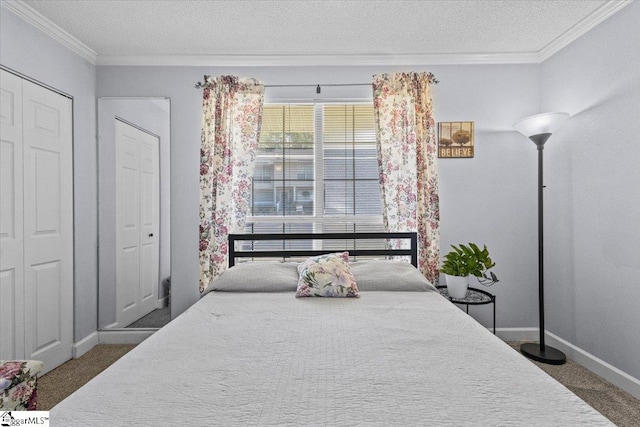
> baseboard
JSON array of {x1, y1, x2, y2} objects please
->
[
  {"x1": 545, "y1": 331, "x2": 640, "y2": 400},
  {"x1": 73, "y1": 328, "x2": 156, "y2": 352},
  {"x1": 157, "y1": 296, "x2": 168, "y2": 309},
  {"x1": 98, "y1": 329, "x2": 156, "y2": 344},
  {"x1": 72, "y1": 331, "x2": 99, "y2": 358}
]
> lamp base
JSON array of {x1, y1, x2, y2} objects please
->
[{"x1": 520, "y1": 342, "x2": 566, "y2": 365}]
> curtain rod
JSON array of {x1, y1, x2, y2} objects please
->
[
  {"x1": 194, "y1": 75, "x2": 439, "y2": 91},
  {"x1": 193, "y1": 82, "x2": 371, "y2": 90},
  {"x1": 265, "y1": 83, "x2": 372, "y2": 94},
  {"x1": 266, "y1": 83, "x2": 370, "y2": 88}
]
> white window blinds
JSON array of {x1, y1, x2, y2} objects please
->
[
  {"x1": 245, "y1": 103, "x2": 384, "y2": 253},
  {"x1": 322, "y1": 104, "x2": 381, "y2": 216}
]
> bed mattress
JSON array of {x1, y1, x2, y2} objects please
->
[{"x1": 51, "y1": 291, "x2": 612, "y2": 426}]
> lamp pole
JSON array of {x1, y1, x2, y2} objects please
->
[
  {"x1": 535, "y1": 137, "x2": 547, "y2": 352},
  {"x1": 538, "y1": 144, "x2": 546, "y2": 351},
  {"x1": 520, "y1": 132, "x2": 566, "y2": 365}
]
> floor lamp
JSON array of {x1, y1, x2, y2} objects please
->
[{"x1": 513, "y1": 112, "x2": 569, "y2": 365}]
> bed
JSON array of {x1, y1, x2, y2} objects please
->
[{"x1": 51, "y1": 233, "x2": 612, "y2": 426}]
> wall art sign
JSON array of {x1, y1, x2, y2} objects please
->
[{"x1": 438, "y1": 121, "x2": 474, "y2": 158}]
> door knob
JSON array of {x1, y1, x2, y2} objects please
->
[{"x1": 148, "y1": 233, "x2": 154, "y2": 237}]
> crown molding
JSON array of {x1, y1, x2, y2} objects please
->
[
  {"x1": 2, "y1": 0, "x2": 97, "y2": 64},
  {"x1": 538, "y1": 0, "x2": 633, "y2": 62},
  {"x1": 96, "y1": 52, "x2": 541, "y2": 67}
]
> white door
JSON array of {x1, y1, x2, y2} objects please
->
[
  {"x1": 0, "y1": 70, "x2": 25, "y2": 360},
  {"x1": 115, "y1": 119, "x2": 159, "y2": 327},
  {"x1": 0, "y1": 69, "x2": 73, "y2": 374},
  {"x1": 22, "y1": 77, "x2": 74, "y2": 370},
  {"x1": 138, "y1": 130, "x2": 160, "y2": 316}
]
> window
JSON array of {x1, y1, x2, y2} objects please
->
[
  {"x1": 250, "y1": 104, "x2": 314, "y2": 217},
  {"x1": 245, "y1": 103, "x2": 384, "y2": 253},
  {"x1": 322, "y1": 104, "x2": 381, "y2": 217}
]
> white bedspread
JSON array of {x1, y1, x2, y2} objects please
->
[{"x1": 52, "y1": 292, "x2": 612, "y2": 426}]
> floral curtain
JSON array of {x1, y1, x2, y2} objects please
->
[
  {"x1": 199, "y1": 75, "x2": 264, "y2": 293},
  {"x1": 372, "y1": 72, "x2": 440, "y2": 283}
]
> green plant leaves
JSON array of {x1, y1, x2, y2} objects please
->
[{"x1": 440, "y1": 243, "x2": 499, "y2": 285}]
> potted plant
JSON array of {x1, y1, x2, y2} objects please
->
[{"x1": 440, "y1": 243, "x2": 499, "y2": 299}]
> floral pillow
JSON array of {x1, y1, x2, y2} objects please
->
[{"x1": 295, "y1": 252, "x2": 360, "y2": 297}]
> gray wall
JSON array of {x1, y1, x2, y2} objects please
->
[
  {"x1": 1, "y1": 8, "x2": 98, "y2": 342},
  {"x1": 97, "y1": 98, "x2": 171, "y2": 328},
  {"x1": 96, "y1": 64, "x2": 541, "y2": 326},
  {"x1": 541, "y1": 1, "x2": 640, "y2": 379}
]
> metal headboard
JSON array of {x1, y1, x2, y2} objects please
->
[{"x1": 228, "y1": 232, "x2": 418, "y2": 268}]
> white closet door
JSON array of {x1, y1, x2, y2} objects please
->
[
  {"x1": 1, "y1": 69, "x2": 73, "y2": 373},
  {"x1": 115, "y1": 120, "x2": 159, "y2": 327},
  {"x1": 22, "y1": 77, "x2": 73, "y2": 371},
  {"x1": 0, "y1": 70, "x2": 25, "y2": 360}
]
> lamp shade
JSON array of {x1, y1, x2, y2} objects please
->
[{"x1": 513, "y1": 112, "x2": 569, "y2": 137}]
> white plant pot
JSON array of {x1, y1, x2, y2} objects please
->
[{"x1": 446, "y1": 274, "x2": 469, "y2": 299}]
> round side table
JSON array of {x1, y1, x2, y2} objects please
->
[{"x1": 436, "y1": 286, "x2": 496, "y2": 334}]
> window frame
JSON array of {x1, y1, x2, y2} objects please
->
[{"x1": 245, "y1": 100, "x2": 383, "y2": 235}]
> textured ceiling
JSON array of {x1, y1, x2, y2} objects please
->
[{"x1": 17, "y1": 0, "x2": 622, "y2": 64}]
